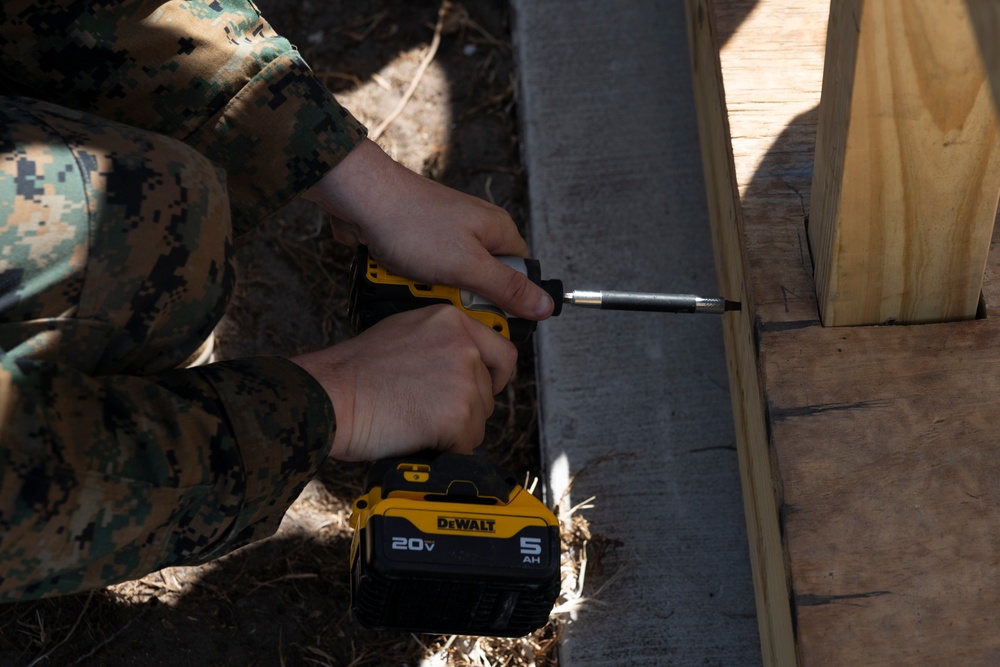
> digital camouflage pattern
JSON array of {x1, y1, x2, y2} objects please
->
[
  {"x1": 0, "y1": 0, "x2": 367, "y2": 235},
  {"x1": 0, "y1": 0, "x2": 361, "y2": 600}
]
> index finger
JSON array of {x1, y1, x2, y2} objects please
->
[{"x1": 457, "y1": 311, "x2": 520, "y2": 394}]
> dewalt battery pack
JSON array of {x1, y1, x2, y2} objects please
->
[{"x1": 349, "y1": 452, "x2": 560, "y2": 637}]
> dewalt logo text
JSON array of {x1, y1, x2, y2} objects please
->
[{"x1": 437, "y1": 516, "x2": 496, "y2": 533}]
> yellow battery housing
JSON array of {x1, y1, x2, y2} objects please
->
[{"x1": 349, "y1": 452, "x2": 560, "y2": 637}]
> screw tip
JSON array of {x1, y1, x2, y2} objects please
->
[{"x1": 724, "y1": 300, "x2": 742, "y2": 312}]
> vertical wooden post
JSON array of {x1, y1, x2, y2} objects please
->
[{"x1": 809, "y1": 0, "x2": 1000, "y2": 326}]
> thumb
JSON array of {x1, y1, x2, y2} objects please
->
[{"x1": 471, "y1": 258, "x2": 555, "y2": 321}]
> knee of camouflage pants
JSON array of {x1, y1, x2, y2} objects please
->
[{"x1": 0, "y1": 96, "x2": 234, "y2": 375}]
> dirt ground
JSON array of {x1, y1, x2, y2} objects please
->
[{"x1": 0, "y1": 2, "x2": 606, "y2": 665}]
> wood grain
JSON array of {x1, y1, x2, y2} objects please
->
[
  {"x1": 810, "y1": 0, "x2": 1000, "y2": 326},
  {"x1": 683, "y1": 2, "x2": 794, "y2": 665},
  {"x1": 690, "y1": 0, "x2": 1000, "y2": 664}
]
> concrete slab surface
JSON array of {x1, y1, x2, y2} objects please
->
[{"x1": 510, "y1": 2, "x2": 762, "y2": 665}]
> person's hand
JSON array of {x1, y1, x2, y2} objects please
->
[
  {"x1": 302, "y1": 139, "x2": 555, "y2": 321},
  {"x1": 289, "y1": 305, "x2": 517, "y2": 461}
]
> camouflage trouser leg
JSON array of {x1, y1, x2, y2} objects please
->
[
  {"x1": 0, "y1": 95, "x2": 334, "y2": 600},
  {"x1": 0, "y1": 96, "x2": 234, "y2": 374}
]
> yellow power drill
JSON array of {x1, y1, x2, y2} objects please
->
[
  {"x1": 348, "y1": 245, "x2": 739, "y2": 343},
  {"x1": 346, "y1": 246, "x2": 738, "y2": 637}
]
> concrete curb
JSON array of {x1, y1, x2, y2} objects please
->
[{"x1": 510, "y1": 1, "x2": 762, "y2": 664}]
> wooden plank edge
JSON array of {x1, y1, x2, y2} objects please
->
[
  {"x1": 808, "y1": 0, "x2": 859, "y2": 326},
  {"x1": 683, "y1": 1, "x2": 797, "y2": 665}
]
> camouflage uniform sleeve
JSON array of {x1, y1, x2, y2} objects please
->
[
  {"x1": 0, "y1": 0, "x2": 367, "y2": 235},
  {"x1": 0, "y1": 355, "x2": 333, "y2": 600}
]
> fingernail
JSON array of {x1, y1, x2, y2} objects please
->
[{"x1": 534, "y1": 291, "x2": 554, "y2": 318}]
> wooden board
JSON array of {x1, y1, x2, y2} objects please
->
[
  {"x1": 810, "y1": 0, "x2": 1000, "y2": 326},
  {"x1": 683, "y1": 2, "x2": 795, "y2": 664},
  {"x1": 686, "y1": 0, "x2": 1000, "y2": 664}
]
